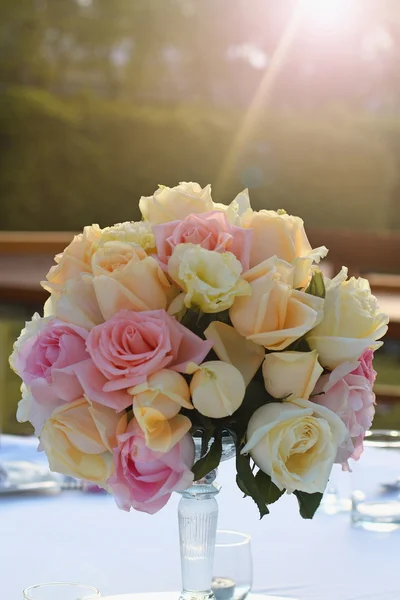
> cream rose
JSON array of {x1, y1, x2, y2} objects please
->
[
  {"x1": 204, "y1": 321, "x2": 264, "y2": 386},
  {"x1": 230, "y1": 256, "x2": 324, "y2": 350},
  {"x1": 98, "y1": 221, "x2": 156, "y2": 253},
  {"x1": 240, "y1": 210, "x2": 327, "y2": 271},
  {"x1": 242, "y1": 399, "x2": 347, "y2": 494},
  {"x1": 43, "y1": 274, "x2": 104, "y2": 330},
  {"x1": 262, "y1": 351, "x2": 323, "y2": 401},
  {"x1": 168, "y1": 244, "x2": 251, "y2": 313},
  {"x1": 139, "y1": 182, "x2": 213, "y2": 224},
  {"x1": 45, "y1": 225, "x2": 102, "y2": 292},
  {"x1": 213, "y1": 189, "x2": 253, "y2": 225},
  {"x1": 128, "y1": 369, "x2": 193, "y2": 453},
  {"x1": 188, "y1": 360, "x2": 246, "y2": 418},
  {"x1": 307, "y1": 268, "x2": 389, "y2": 369},
  {"x1": 40, "y1": 398, "x2": 127, "y2": 483},
  {"x1": 91, "y1": 241, "x2": 171, "y2": 320}
]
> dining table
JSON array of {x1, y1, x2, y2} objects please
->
[{"x1": 1, "y1": 434, "x2": 399, "y2": 600}]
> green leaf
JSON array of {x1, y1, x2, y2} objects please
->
[
  {"x1": 236, "y1": 474, "x2": 250, "y2": 497},
  {"x1": 236, "y1": 450, "x2": 269, "y2": 519},
  {"x1": 192, "y1": 433, "x2": 222, "y2": 481},
  {"x1": 306, "y1": 270, "x2": 326, "y2": 299},
  {"x1": 255, "y1": 470, "x2": 285, "y2": 504},
  {"x1": 294, "y1": 490, "x2": 323, "y2": 519}
]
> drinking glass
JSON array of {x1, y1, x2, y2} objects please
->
[
  {"x1": 351, "y1": 429, "x2": 400, "y2": 532},
  {"x1": 23, "y1": 582, "x2": 100, "y2": 599},
  {"x1": 212, "y1": 530, "x2": 252, "y2": 600},
  {"x1": 319, "y1": 463, "x2": 352, "y2": 514}
]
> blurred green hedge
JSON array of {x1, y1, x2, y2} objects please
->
[{"x1": 0, "y1": 86, "x2": 398, "y2": 231}]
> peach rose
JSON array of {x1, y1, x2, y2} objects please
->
[
  {"x1": 139, "y1": 182, "x2": 213, "y2": 224},
  {"x1": 262, "y1": 351, "x2": 323, "y2": 401},
  {"x1": 45, "y1": 225, "x2": 101, "y2": 292},
  {"x1": 230, "y1": 256, "x2": 324, "y2": 350},
  {"x1": 129, "y1": 369, "x2": 193, "y2": 452},
  {"x1": 90, "y1": 241, "x2": 171, "y2": 320},
  {"x1": 40, "y1": 397, "x2": 127, "y2": 483},
  {"x1": 204, "y1": 321, "x2": 265, "y2": 386},
  {"x1": 241, "y1": 210, "x2": 327, "y2": 270},
  {"x1": 43, "y1": 274, "x2": 104, "y2": 331}
]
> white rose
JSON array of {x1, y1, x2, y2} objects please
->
[
  {"x1": 262, "y1": 351, "x2": 323, "y2": 401},
  {"x1": 308, "y1": 267, "x2": 389, "y2": 369},
  {"x1": 139, "y1": 182, "x2": 213, "y2": 224},
  {"x1": 242, "y1": 398, "x2": 347, "y2": 494},
  {"x1": 188, "y1": 361, "x2": 246, "y2": 419}
]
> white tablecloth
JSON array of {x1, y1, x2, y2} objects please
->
[{"x1": 1, "y1": 435, "x2": 399, "y2": 600}]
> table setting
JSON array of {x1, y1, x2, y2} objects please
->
[{"x1": 1, "y1": 181, "x2": 397, "y2": 600}]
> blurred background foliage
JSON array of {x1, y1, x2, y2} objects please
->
[
  {"x1": 1, "y1": 0, "x2": 400, "y2": 434},
  {"x1": 1, "y1": 0, "x2": 400, "y2": 231}
]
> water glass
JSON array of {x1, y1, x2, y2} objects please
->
[
  {"x1": 319, "y1": 463, "x2": 352, "y2": 514},
  {"x1": 351, "y1": 430, "x2": 400, "y2": 532},
  {"x1": 23, "y1": 582, "x2": 100, "y2": 599},
  {"x1": 212, "y1": 530, "x2": 252, "y2": 600}
]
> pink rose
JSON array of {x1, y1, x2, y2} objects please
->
[
  {"x1": 353, "y1": 349, "x2": 377, "y2": 386},
  {"x1": 313, "y1": 356, "x2": 376, "y2": 466},
  {"x1": 153, "y1": 211, "x2": 253, "y2": 272},
  {"x1": 108, "y1": 420, "x2": 195, "y2": 513},
  {"x1": 11, "y1": 317, "x2": 88, "y2": 403},
  {"x1": 72, "y1": 309, "x2": 212, "y2": 409}
]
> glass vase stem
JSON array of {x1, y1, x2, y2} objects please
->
[{"x1": 178, "y1": 469, "x2": 220, "y2": 600}]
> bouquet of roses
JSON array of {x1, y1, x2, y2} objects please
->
[{"x1": 10, "y1": 182, "x2": 388, "y2": 518}]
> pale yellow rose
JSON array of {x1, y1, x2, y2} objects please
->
[
  {"x1": 204, "y1": 321, "x2": 264, "y2": 386},
  {"x1": 242, "y1": 398, "x2": 347, "y2": 494},
  {"x1": 128, "y1": 369, "x2": 193, "y2": 453},
  {"x1": 213, "y1": 189, "x2": 253, "y2": 225},
  {"x1": 262, "y1": 350, "x2": 323, "y2": 401},
  {"x1": 188, "y1": 360, "x2": 246, "y2": 419},
  {"x1": 230, "y1": 256, "x2": 324, "y2": 351},
  {"x1": 308, "y1": 267, "x2": 389, "y2": 369},
  {"x1": 98, "y1": 221, "x2": 156, "y2": 253},
  {"x1": 45, "y1": 225, "x2": 102, "y2": 292},
  {"x1": 43, "y1": 274, "x2": 104, "y2": 330},
  {"x1": 168, "y1": 244, "x2": 251, "y2": 313},
  {"x1": 40, "y1": 398, "x2": 127, "y2": 483},
  {"x1": 91, "y1": 241, "x2": 171, "y2": 320},
  {"x1": 241, "y1": 209, "x2": 327, "y2": 273},
  {"x1": 139, "y1": 182, "x2": 213, "y2": 224}
]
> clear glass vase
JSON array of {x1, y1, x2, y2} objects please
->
[{"x1": 178, "y1": 434, "x2": 236, "y2": 600}]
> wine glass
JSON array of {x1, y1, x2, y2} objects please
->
[
  {"x1": 212, "y1": 530, "x2": 252, "y2": 600},
  {"x1": 23, "y1": 582, "x2": 100, "y2": 599}
]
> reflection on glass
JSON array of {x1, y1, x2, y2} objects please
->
[
  {"x1": 23, "y1": 582, "x2": 100, "y2": 600},
  {"x1": 212, "y1": 530, "x2": 252, "y2": 600}
]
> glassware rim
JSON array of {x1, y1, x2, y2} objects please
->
[
  {"x1": 364, "y1": 429, "x2": 400, "y2": 448},
  {"x1": 216, "y1": 529, "x2": 251, "y2": 547},
  {"x1": 23, "y1": 582, "x2": 100, "y2": 599}
]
